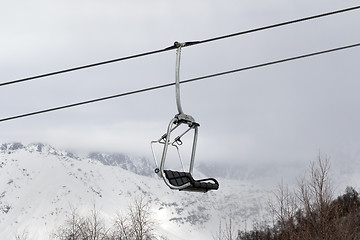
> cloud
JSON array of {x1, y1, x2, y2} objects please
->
[{"x1": 1, "y1": 0, "x2": 360, "y2": 177}]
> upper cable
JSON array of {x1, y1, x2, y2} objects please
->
[{"x1": 1, "y1": 5, "x2": 359, "y2": 88}]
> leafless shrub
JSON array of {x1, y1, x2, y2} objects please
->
[
  {"x1": 15, "y1": 229, "x2": 29, "y2": 240},
  {"x1": 238, "y1": 154, "x2": 360, "y2": 240},
  {"x1": 54, "y1": 197, "x2": 159, "y2": 240}
]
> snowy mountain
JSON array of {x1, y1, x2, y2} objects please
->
[
  {"x1": 87, "y1": 152, "x2": 153, "y2": 177},
  {"x1": 0, "y1": 142, "x2": 274, "y2": 240}
]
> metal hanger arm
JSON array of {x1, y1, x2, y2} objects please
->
[{"x1": 175, "y1": 42, "x2": 186, "y2": 115}]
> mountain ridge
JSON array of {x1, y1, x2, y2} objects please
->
[{"x1": 0, "y1": 142, "x2": 273, "y2": 240}]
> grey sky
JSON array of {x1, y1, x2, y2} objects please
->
[{"x1": 1, "y1": 0, "x2": 360, "y2": 176}]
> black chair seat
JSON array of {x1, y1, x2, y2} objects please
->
[{"x1": 164, "y1": 170, "x2": 219, "y2": 192}]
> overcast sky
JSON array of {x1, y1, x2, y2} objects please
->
[{"x1": 1, "y1": 0, "x2": 360, "y2": 179}]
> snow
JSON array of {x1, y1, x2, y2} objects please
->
[{"x1": 0, "y1": 143, "x2": 282, "y2": 239}]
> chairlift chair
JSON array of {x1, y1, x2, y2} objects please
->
[{"x1": 151, "y1": 42, "x2": 219, "y2": 193}]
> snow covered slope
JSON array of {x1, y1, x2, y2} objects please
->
[{"x1": 0, "y1": 143, "x2": 272, "y2": 240}]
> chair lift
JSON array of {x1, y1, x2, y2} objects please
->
[{"x1": 151, "y1": 42, "x2": 219, "y2": 193}]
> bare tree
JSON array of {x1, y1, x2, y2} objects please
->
[
  {"x1": 212, "y1": 211, "x2": 238, "y2": 240},
  {"x1": 53, "y1": 206, "x2": 109, "y2": 240},
  {"x1": 111, "y1": 196, "x2": 156, "y2": 240},
  {"x1": 109, "y1": 214, "x2": 132, "y2": 240},
  {"x1": 297, "y1": 155, "x2": 333, "y2": 212},
  {"x1": 295, "y1": 154, "x2": 334, "y2": 239},
  {"x1": 268, "y1": 179, "x2": 298, "y2": 232},
  {"x1": 54, "y1": 207, "x2": 85, "y2": 240},
  {"x1": 83, "y1": 206, "x2": 109, "y2": 240}
]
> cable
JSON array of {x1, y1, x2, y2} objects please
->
[
  {"x1": 1, "y1": 5, "x2": 359, "y2": 88},
  {"x1": 195, "y1": 5, "x2": 360, "y2": 45},
  {"x1": 1, "y1": 42, "x2": 359, "y2": 123},
  {"x1": 0, "y1": 48, "x2": 170, "y2": 87}
]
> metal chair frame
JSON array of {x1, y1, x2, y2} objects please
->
[{"x1": 151, "y1": 42, "x2": 201, "y2": 190}]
